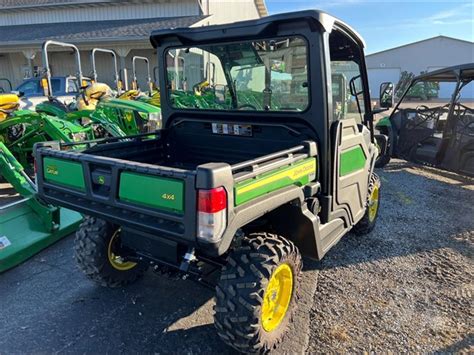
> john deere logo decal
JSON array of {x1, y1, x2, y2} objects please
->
[
  {"x1": 98, "y1": 175, "x2": 105, "y2": 185},
  {"x1": 46, "y1": 165, "x2": 58, "y2": 176}
]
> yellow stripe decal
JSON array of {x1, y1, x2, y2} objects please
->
[{"x1": 237, "y1": 159, "x2": 316, "y2": 195}]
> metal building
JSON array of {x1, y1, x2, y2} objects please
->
[
  {"x1": 0, "y1": 0, "x2": 267, "y2": 88},
  {"x1": 366, "y1": 36, "x2": 474, "y2": 98}
]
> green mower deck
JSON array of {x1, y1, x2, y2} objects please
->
[{"x1": 0, "y1": 197, "x2": 82, "y2": 273}]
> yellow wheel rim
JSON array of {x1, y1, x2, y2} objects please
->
[
  {"x1": 368, "y1": 184, "x2": 380, "y2": 222},
  {"x1": 107, "y1": 230, "x2": 137, "y2": 271},
  {"x1": 261, "y1": 263, "x2": 294, "y2": 332}
]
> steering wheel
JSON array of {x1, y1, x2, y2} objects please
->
[
  {"x1": 415, "y1": 105, "x2": 437, "y2": 120},
  {"x1": 238, "y1": 103, "x2": 258, "y2": 111}
]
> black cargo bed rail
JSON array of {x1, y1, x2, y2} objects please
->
[
  {"x1": 35, "y1": 140, "x2": 317, "y2": 242},
  {"x1": 232, "y1": 141, "x2": 317, "y2": 183}
]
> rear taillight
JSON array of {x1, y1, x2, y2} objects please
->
[{"x1": 197, "y1": 187, "x2": 227, "y2": 242}]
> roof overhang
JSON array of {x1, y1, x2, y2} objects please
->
[{"x1": 0, "y1": 15, "x2": 207, "y2": 53}]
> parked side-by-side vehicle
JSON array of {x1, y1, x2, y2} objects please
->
[{"x1": 34, "y1": 10, "x2": 390, "y2": 353}]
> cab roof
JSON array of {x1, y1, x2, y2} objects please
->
[{"x1": 149, "y1": 10, "x2": 365, "y2": 49}]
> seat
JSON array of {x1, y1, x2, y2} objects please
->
[
  {"x1": 0, "y1": 94, "x2": 20, "y2": 122},
  {"x1": 76, "y1": 83, "x2": 112, "y2": 111}
]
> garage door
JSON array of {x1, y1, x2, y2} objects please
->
[{"x1": 368, "y1": 68, "x2": 401, "y2": 98}]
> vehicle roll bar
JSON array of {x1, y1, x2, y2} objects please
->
[
  {"x1": 91, "y1": 48, "x2": 121, "y2": 94},
  {"x1": 42, "y1": 40, "x2": 84, "y2": 98},
  {"x1": 132, "y1": 56, "x2": 153, "y2": 95}
]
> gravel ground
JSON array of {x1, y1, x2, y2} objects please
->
[
  {"x1": 308, "y1": 159, "x2": 473, "y2": 353},
  {"x1": 1, "y1": 159, "x2": 472, "y2": 353}
]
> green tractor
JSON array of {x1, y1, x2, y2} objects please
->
[
  {"x1": 0, "y1": 93, "x2": 85, "y2": 273},
  {"x1": 0, "y1": 93, "x2": 93, "y2": 172},
  {"x1": 34, "y1": 11, "x2": 386, "y2": 353},
  {"x1": 36, "y1": 41, "x2": 161, "y2": 137},
  {"x1": 117, "y1": 55, "x2": 162, "y2": 107}
]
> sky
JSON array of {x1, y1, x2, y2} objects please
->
[{"x1": 265, "y1": 0, "x2": 474, "y2": 54}]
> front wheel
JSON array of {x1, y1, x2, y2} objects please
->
[
  {"x1": 74, "y1": 216, "x2": 147, "y2": 288},
  {"x1": 214, "y1": 232, "x2": 302, "y2": 353},
  {"x1": 353, "y1": 173, "x2": 381, "y2": 235}
]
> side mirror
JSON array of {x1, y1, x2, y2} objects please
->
[{"x1": 379, "y1": 82, "x2": 394, "y2": 108}]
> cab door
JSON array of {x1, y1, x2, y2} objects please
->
[
  {"x1": 332, "y1": 118, "x2": 372, "y2": 225},
  {"x1": 329, "y1": 56, "x2": 375, "y2": 226}
]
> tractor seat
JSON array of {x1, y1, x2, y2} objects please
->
[
  {"x1": 76, "y1": 82, "x2": 112, "y2": 110},
  {"x1": 0, "y1": 94, "x2": 20, "y2": 122}
]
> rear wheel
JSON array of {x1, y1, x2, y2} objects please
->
[
  {"x1": 214, "y1": 232, "x2": 302, "y2": 353},
  {"x1": 74, "y1": 216, "x2": 147, "y2": 287},
  {"x1": 353, "y1": 173, "x2": 381, "y2": 235}
]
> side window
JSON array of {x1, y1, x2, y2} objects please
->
[
  {"x1": 331, "y1": 61, "x2": 366, "y2": 122},
  {"x1": 329, "y1": 29, "x2": 367, "y2": 123}
]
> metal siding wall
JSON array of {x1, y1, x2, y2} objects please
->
[
  {"x1": 0, "y1": 2, "x2": 199, "y2": 26},
  {"x1": 0, "y1": 54, "x2": 15, "y2": 86},
  {"x1": 207, "y1": 0, "x2": 260, "y2": 24},
  {"x1": 366, "y1": 38, "x2": 474, "y2": 76}
]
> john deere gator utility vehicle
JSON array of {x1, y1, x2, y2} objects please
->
[
  {"x1": 36, "y1": 41, "x2": 161, "y2": 137},
  {"x1": 375, "y1": 63, "x2": 474, "y2": 176},
  {"x1": 35, "y1": 11, "x2": 385, "y2": 353}
]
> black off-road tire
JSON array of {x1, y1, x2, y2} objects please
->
[
  {"x1": 74, "y1": 216, "x2": 147, "y2": 288},
  {"x1": 214, "y1": 232, "x2": 302, "y2": 353},
  {"x1": 353, "y1": 173, "x2": 381, "y2": 236}
]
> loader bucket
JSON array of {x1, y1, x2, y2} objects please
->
[{"x1": 0, "y1": 197, "x2": 82, "y2": 273}]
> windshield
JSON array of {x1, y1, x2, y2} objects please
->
[{"x1": 165, "y1": 37, "x2": 309, "y2": 111}]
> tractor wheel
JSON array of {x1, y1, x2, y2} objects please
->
[
  {"x1": 74, "y1": 216, "x2": 147, "y2": 288},
  {"x1": 214, "y1": 232, "x2": 302, "y2": 353},
  {"x1": 353, "y1": 173, "x2": 381, "y2": 236}
]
